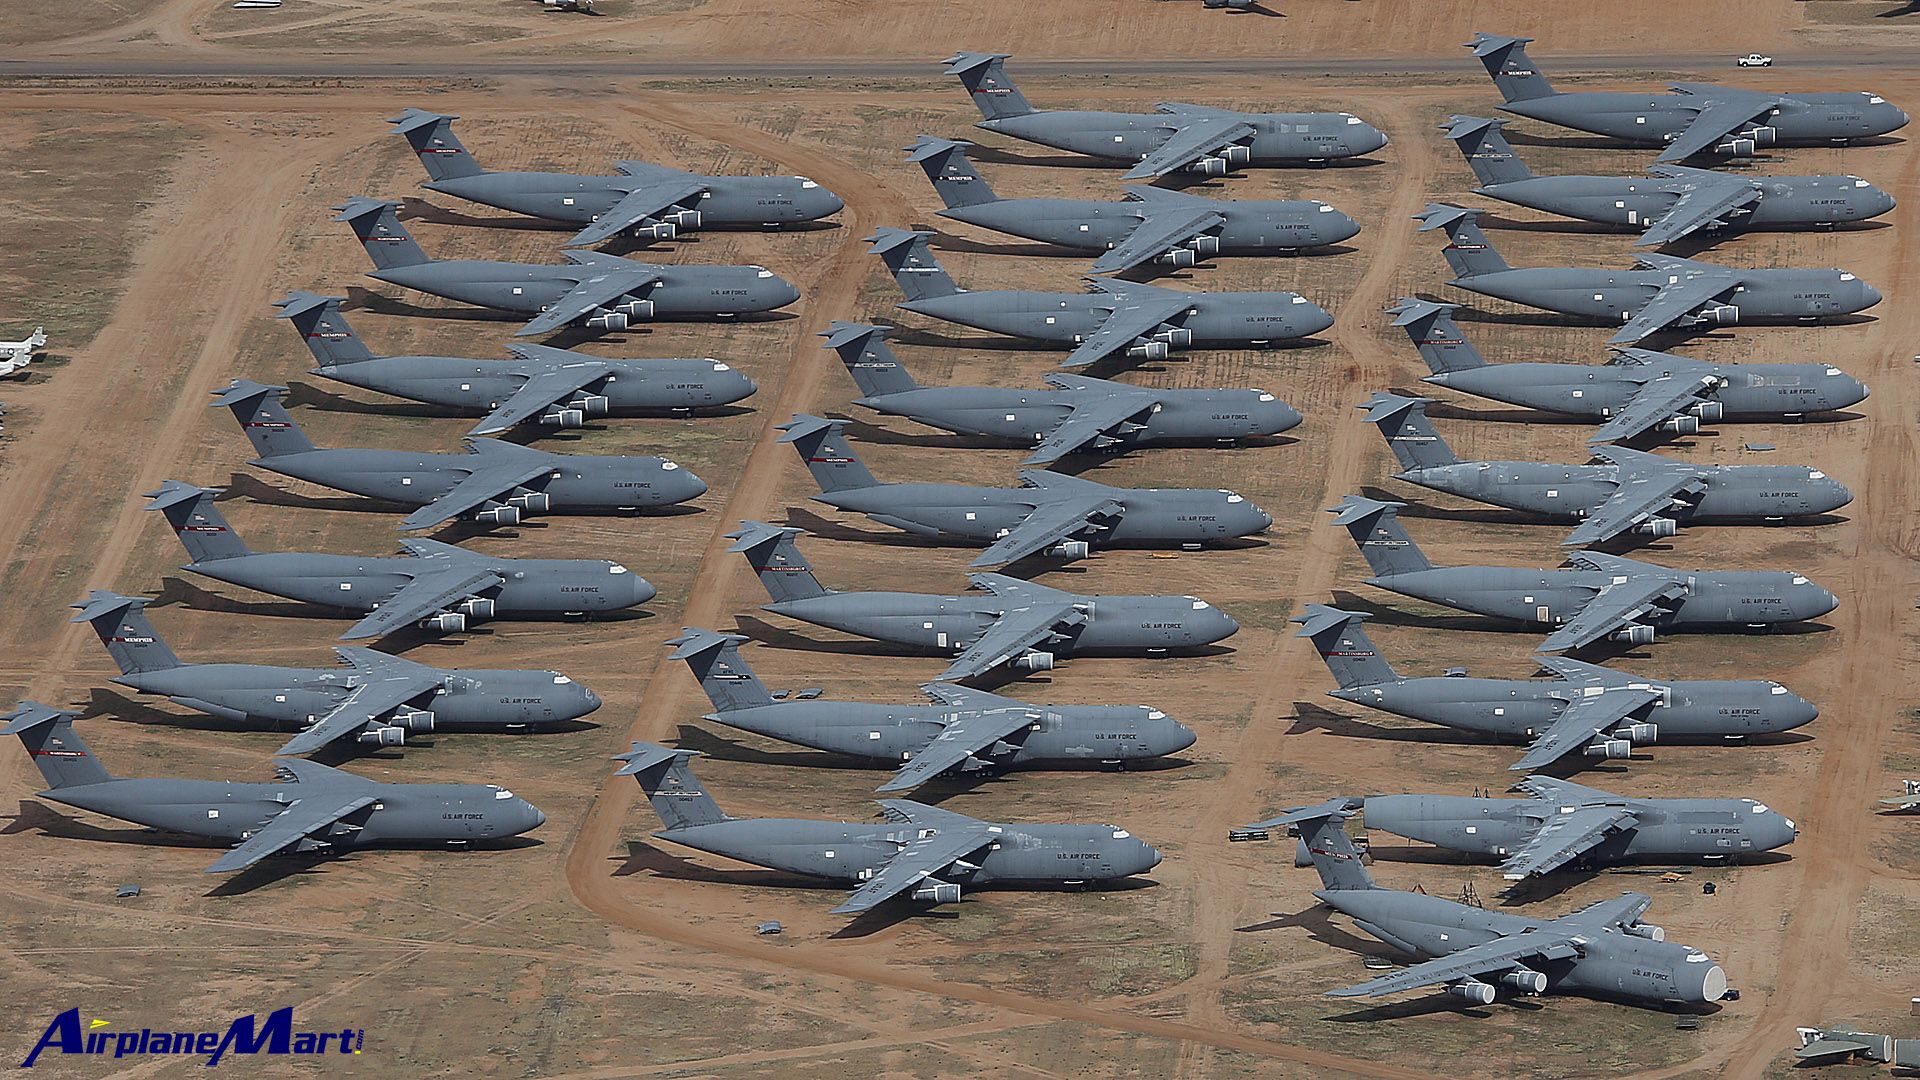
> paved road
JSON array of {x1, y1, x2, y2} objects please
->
[{"x1": 0, "y1": 50, "x2": 1910, "y2": 81}]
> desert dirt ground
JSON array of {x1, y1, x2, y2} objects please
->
[{"x1": 2, "y1": 2, "x2": 1919, "y2": 1077}]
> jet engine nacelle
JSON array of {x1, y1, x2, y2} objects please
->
[
  {"x1": 1045, "y1": 540, "x2": 1091, "y2": 561},
  {"x1": 1184, "y1": 157, "x2": 1229, "y2": 176},
  {"x1": 1154, "y1": 326, "x2": 1193, "y2": 348},
  {"x1": 1188, "y1": 235, "x2": 1221, "y2": 256},
  {"x1": 508, "y1": 491, "x2": 551, "y2": 514},
  {"x1": 1633, "y1": 517, "x2": 1679, "y2": 537},
  {"x1": 1127, "y1": 340, "x2": 1171, "y2": 360},
  {"x1": 457, "y1": 597, "x2": 496, "y2": 620},
  {"x1": 1498, "y1": 969, "x2": 1547, "y2": 995},
  {"x1": 1658, "y1": 415, "x2": 1701, "y2": 435},
  {"x1": 1154, "y1": 248, "x2": 1198, "y2": 268},
  {"x1": 357, "y1": 725, "x2": 407, "y2": 747},
  {"x1": 541, "y1": 408, "x2": 586, "y2": 429},
  {"x1": 1447, "y1": 979, "x2": 1496, "y2": 1005},
  {"x1": 584, "y1": 311, "x2": 629, "y2": 331},
  {"x1": 665, "y1": 209, "x2": 703, "y2": 230},
  {"x1": 1011, "y1": 651, "x2": 1055, "y2": 672},
  {"x1": 1713, "y1": 138, "x2": 1758, "y2": 157},
  {"x1": 390, "y1": 708, "x2": 436, "y2": 734},
  {"x1": 1698, "y1": 304, "x2": 1740, "y2": 325},
  {"x1": 616, "y1": 299, "x2": 655, "y2": 320},
  {"x1": 1738, "y1": 126, "x2": 1777, "y2": 147},
  {"x1": 1687, "y1": 400, "x2": 1723, "y2": 423},
  {"x1": 1625, "y1": 922, "x2": 1666, "y2": 942},
  {"x1": 911, "y1": 881, "x2": 962, "y2": 904},
  {"x1": 422, "y1": 612, "x2": 468, "y2": 633},
  {"x1": 474, "y1": 505, "x2": 522, "y2": 526},
  {"x1": 1585, "y1": 738, "x2": 1633, "y2": 760},
  {"x1": 566, "y1": 394, "x2": 610, "y2": 418},
  {"x1": 1622, "y1": 722, "x2": 1659, "y2": 745},
  {"x1": 1219, "y1": 144, "x2": 1252, "y2": 165},
  {"x1": 637, "y1": 221, "x2": 677, "y2": 241},
  {"x1": 1609, "y1": 624, "x2": 1656, "y2": 645}
]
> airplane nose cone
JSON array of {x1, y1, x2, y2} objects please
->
[
  {"x1": 1263, "y1": 398, "x2": 1303, "y2": 434},
  {"x1": 770, "y1": 277, "x2": 802, "y2": 308},
  {"x1": 1140, "y1": 842, "x2": 1164, "y2": 872},
  {"x1": 816, "y1": 189, "x2": 846, "y2": 218},
  {"x1": 1774, "y1": 690, "x2": 1820, "y2": 732},
  {"x1": 1807, "y1": 586, "x2": 1840, "y2": 619},
  {"x1": 1162, "y1": 721, "x2": 1198, "y2": 755},
  {"x1": 1322, "y1": 210, "x2": 1362, "y2": 246},
  {"x1": 628, "y1": 574, "x2": 659, "y2": 607},
  {"x1": 1826, "y1": 481, "x2": 1853, "y2": 512},
  {"x1": 1359, "y1": 125, "x2": 1390, "y2": 155},
  {"x1": 1297, "y1": 301, "x2": 1335, "y2": 338},
  {"x1": 1767, "y1": 815, "x2": 1798, "y2": 851},
  {"x1": 1212, "y1": 610, "x2": 1240, "y2": 642},
  {"x1": 1860, "y1": 282, "x2": 1884, "y2": 310},
  {"x1": 576, "y1": 685, "x2": 603, "y2": 717},
  {"x1": 664, "y1": 464, "x2": 709, "y2": 503},
  {"x1": 1252, "y1": 507, "x2": 1274, "y2": 533},
  {"x1": 518, "y1": 801, "x2": 547, "y2": 834}
]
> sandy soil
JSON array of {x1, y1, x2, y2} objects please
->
[{"x1": 0, "y1": 4, "x2": 1916, "y2": 1077}]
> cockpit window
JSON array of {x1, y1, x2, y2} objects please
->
[
  {"x1": 1290, "y1": 295, "x2": 1308, "y2": 304},
  {"x1": 713, "y1": 362, "x2": 732, "y2": 371},
  {"x1": 609, "y1": 564, "x2": 630, "y2": 574},
  {"x1": 755, "y1": 269, "x2": 774, "y2": 278},
  {"x1": 801, "y1": 179, "x2": 819, "y2": 189},
  {"x1": 1840, "y1": 273, "x2": 1856, "y2": 282},
  {"x1": 494, "y1": 789, "x2": 515, "y2": 800},
  {"x1": 1791, "y1": 575, "x2": 1808, "y2": 585},
  {"x1": 553, "y1": 675, "x2": 573, "y2": 684},
  {"x1": 1750, "y1": 803, "x2": 1769, "y2": 814},
  {"x1": 1825, "y1": 367, "x2": 1844, "y2": 376},
  {"x1": 662, "y1": 461, "x2": 681, "y2": 471},
  {"x1": 1869, "y1": 95, "x2": 1886, "y2": 104},
  {"x1": 1191, "y1": 600, "x2": 1210, "y2": 610},
  {"x1": 1344, "y1": 115, "x2": 1362, "y2": 124},
  {"x1": 1112, "y1": 830, "x2": 1131, "y2": 839},
  {"x1": 1809, "y1": 470, "x2": 1826, "y2": 480},
  {"x1": 1855, "y1": 179, "x2": 1872, "y2": 188},
  {"x1": 1257, "y1": 392, "x2": 1276, "y2": 402},
  {"x1": 1224, "y1": 493, "x2": 1244, "y2": 503}
]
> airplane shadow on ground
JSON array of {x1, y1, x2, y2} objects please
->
[
  {"x1": 284, "y1": 380, "x2": 471, "y2": 421},
  {"x1": 397, "y1": 197, "x2": 574, "y2": 234},
  {"x1": 671, "y1": 723, "x2": 880, "y2": 772},
  {"x1": 1284, "y1": 701, "x2": 1498, "y2": 746}
]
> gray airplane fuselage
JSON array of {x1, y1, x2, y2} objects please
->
[
  {"x1": 900, "y1": 289, "x2": 1334, "y2": 347},
  {"x1": 709, "y1": 699, "x2": 1195, "y2": 766},
  {"x1": 658, "y1": 817, "x2": 1161, "y2": 886},
  {"x1": 978, "y1": 110, "x2": 1388, "y2": 165},
  {"x1": 1477, "y1": 173, "x2": 1894, "y2": 233},
  {"x1": 423, "y1": 171, "x2": 844, "y2": 228},
  {"x1": 1321, "y1": 888, "x2": 1726, "y2": 1005},
  {"x1": 316, "y1": 355, "x2": 758, "y2": 414},
  {"x1": 940, "y1": 196, "x2": 1360, "y2": 252},
  {"x1": 42, "y1": 776, "x2": 544, "y2": 848},
  {"x1": 812, "y1": 482, "x2": 1272, "y2": 549},
  {"x1": 111, "y1": 662, "x2": 600, "y2": 732},
  {"x1": 1501, "y1": 91, "x2": 1908, "y2": 147},
  {"x1": 858, "y1": 385, "x2": 1301, "y2": 447},
  {"x1": 1393, "y1": 460, "x2": 1851, "y2": 523},
  {"x1": 368, "y1": 260, "x2": 800, "y2": 320},
  {"x1": 1329, "y1": 674, "x2": 1818, "y2": 743},
  {"x1": 764, "y1": 591, "x2": 1239, "y2": 657},
  {"x1": 180, "y1": 552, "x2": 654, "y2": 618},
  {"x1": 1453, "y1": 266, "x2": 1880, "y2": 325},
  {"x1": 1362, "y1": 793, "x2": 1798, "y2": 866},
  {"x1": 1367, "y1": 566, "x2": 1838, "y2": 632},
  {"x1": 1425, "y1": 359, "x2": 1869, "y2": 421},
  {"x1": 249, "y1": 447, "x2": 707, "y2": 513}
]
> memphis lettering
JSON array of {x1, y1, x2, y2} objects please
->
[{"x1": 21, "y1": 1007, "x2": 365, "y2": 1067}]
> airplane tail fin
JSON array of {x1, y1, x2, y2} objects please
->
[
  {"x1": 333, "y1": 197, "x2": 432, "y2": 271},
  {"x1": 821, "y1": 321, "x2": 920, "y2": 398},
  {"x1": 777, "y1": 414, "x2": 879, "y2": 494},
  {"x1": 867, "y1": 228, "x2": 960, "y2": 302},
  {"x1": 904, "y1": 136, "x2": 998, "y2": 209},
  {"x1": 26, "y1": 327, "x2": 46, "y2": 348},
  {"x1": 1464, "y1": 32, "x2": 1556, "y2": 103},
  {"x1": 3, "y1": 703, "x2": 113, "y2": 790},
  {"x1": 1292, "y1": 605, "x2": 1398, "y2": 688},
  {"x1": 943, "y1": 51, "x2": 1035, "y2": 121},
  {"x1": 1327, "y1": 496, "x2": 1433, "y2": 579},
  {"x1": 613, "y1": 742, "x2": 729, "y2": 830},
  {"x1": 668, "y1": 628, "x2": 776, "y2": 714},
  {"x1": 210, "y1": 380, "x2": 316, "y2": 459},
  {"x1": 1359, "y1": 393, "x2": 1457, "y2": 471},
  {"x1": 273, "y1": 292, "x2": 377, "y2": 369},
  {"x1": 1245, "y1": 800, "x2": 1376, "y2": 892},
  {"x1": 144, "y1": 480, "x2": 253, "y2": 563},
  {"x1": 727, "y1": 521, "x2": 830, "y2": 604},
  {"x1": 1439, "y1": 115, "x2": 1533, "y2": 186},
  {"x1": 71, "y1": 591, "x2": 180, "y2": 675},
  {"x1": 1388, "y1": 297, "x2": 1485, "y2": 374},
  {"x1": 388, "y1": 108, "x2": 486, "y2": 182},
  {"x1": 1414, "y1": 203, "x2": 1510, "y2": 280}
]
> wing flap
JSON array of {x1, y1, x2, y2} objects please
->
[
  {"x1": 1022, "y1": 394, "x2": 1156, "y2": 465},
  {"x1": 1635, "y1": 178, "x2": 1761, "y2": 247},
  {"x1": 1654, "y1": 94, "x2": 1780, "y2": 163},
  {"x1": 274, "y1": 672, "x2": 445, "y2": 756}
]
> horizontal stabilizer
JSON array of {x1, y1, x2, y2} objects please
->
[
  {"x1": 613, "y1": 740, "x2": 701, "y2": 776},
  {"x1": 1291, "y1": 604, "x2": 1370, "y2": 638}
]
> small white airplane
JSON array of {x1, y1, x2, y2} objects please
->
[{"x1": 0, "y1": 327, "x2": 46, "y2": 377}]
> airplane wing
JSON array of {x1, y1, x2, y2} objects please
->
[
  {"x1": 876, "y1": 707, "x2": 1041, "y2": 793},
  {"x1": 340, "y1": 564, "x2": 504, "y2": 640},
  {"x1": 1497, "y1": 805, "x2": 1640, "y2": 879},
  {"x1": 1327, "y1": 931, "x2": 1584, "y2": 999},
  {"x1": 1635, "y1": 169, "x2": 1762, "y2": 247},
  {"x1": 1654, "y1": 91, "x2": 1783, "y2": 164},
  {"x1": 1538, "y1": 576, "x2": 1688, "y2": 653},
  {"x1": 273, "y1": 653, "x2": 445, "y2": 756},
  {"x1": 1607, "y1": 274, "x2": 1739, "y2": 345},
  {"x1": 1089, "y1": 208, "x2": 1225, "y2": 274},
  {"x1": 1023, "y1": 385, "x2": 1157, "y2": 464},
  {"x1": 970, "y1": 492, "x2": 1124, "y2": 568},
  {"x1": 1589, "y1": 373, "x2": 1722, "y2": 444},
  {"x1": 920, "y1": 682, "x2": 1025, "y2": 708},
  {"x1": 396, "y1": 454, "x2": 556, "y2": 532},
  {"x1": 468, "y1": 362, "x2": 613, "y2": 436},
  {"x1": 1061, "y1": 292, "x2": 1191, "y2": 369},
  {"x1": 565, "y1": 179, "x2": 708, "y2": 247},
  {"x1": 204, "y1": 794, "x2": 378, "y2": 873},
  {"x1": 1555, "y1": 890, "x2": 1653, "y2": 930},
  {"x1": 1120, "y1": 116, "x2": 1257, "y2": 181},
  {"x1": 1509, "y1": 685, "x2": 1664, "y2": 771},
  {"x1": 828, "y1": 820, "x2": 998, "y2": 914},
  {"x1": 1796, "y1": 1036, "x2": 1879, "y2": 1065},
  {"x1": 1560, "y1": 471, "x2": 1705, "y2": 547},
  {"x1": 515, "y1": 267, "x2": 663, "y2": 338},
  {"x1": 936, "y1": 602, "x2": 1087, "y2": 682}
]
